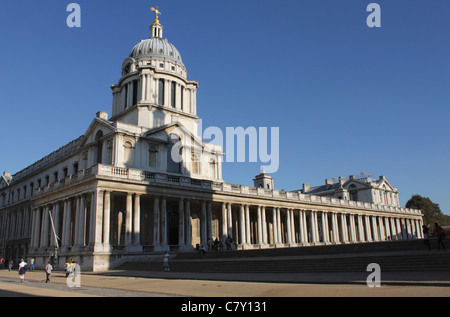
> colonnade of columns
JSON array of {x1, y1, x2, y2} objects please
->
[
  {"x1": 30, "y1": 190, "x2": 102, "y2": 253},
  {"x1": 0, "y1": 207, "x2": 32, "y2": 241},
  {"x1": 29, "y1": 190, "x2": 424, "y2": 256},
  {"x1": 218, "y1": 203, "x2": 423, "y2": 248}
]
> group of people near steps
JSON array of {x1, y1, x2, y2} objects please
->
[{"x1": 423, "y1": 223, "x2": 447, "y2": 250}]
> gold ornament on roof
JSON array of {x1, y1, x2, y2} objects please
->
[{"x1": 151, "y1": 6, "x2": 162, "y2": 24}]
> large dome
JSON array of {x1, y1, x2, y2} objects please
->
[{"x1": 130, "y1": 37, "x2": 185, "y2": 68}]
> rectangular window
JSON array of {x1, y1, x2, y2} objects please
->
[
  {"x1": 171, "y1": 81, "x2": 176, "y2": 108},
  {"x1": 132, "y1": 80, "x2": 138, "y2": 106},
  {"x1": 180, "y1": 86, "x2": 184, "y2": 111},
  {"x1": 158, "y1": 79, "x2": 165, "y2": 105},
  {"x1": 123, "y1": 85, "x2": 128, "y2": 109}
]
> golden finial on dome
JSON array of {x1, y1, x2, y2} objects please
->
[{"x1": 151, "y1": 6, "x2": 162, "y2": 24}]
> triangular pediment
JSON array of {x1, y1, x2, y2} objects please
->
[
  {"x1": 0, "y1": 175, "x2": 10, "y2": 189},
  {"x1": 376, "y1": 178, "x2": 397, "y2": 192},
  {"x1": 144, "y1": 122, "x2": 204, "y2": 148},
  {"x1": 343, "y1": 179, "x2": 372, "y2": 190},
  {"x1": 79, "y1": 116, "x2": 117, "y2": 148}
]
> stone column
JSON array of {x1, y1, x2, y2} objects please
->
[
  {"x1": 103, "y1": 191, "x2": 111, "y2": 248},
  {"x1": 321, "y1": 211, "x2": 330, "y2": 244},
  {"x1": 221, "y1": 202, "x2": 227, "y2": 242},
  {"x1": 61, "y1": 199, "x2": 71, "y2": 250},
  {"x1": 201, "y1": 200, "x2": 207, "y2": 247},
  {"x1": 406, "y1": 219, "x2": 412, "y2": 239},
  {"x1": 396, "y1": 218, "x2": 403, "y2": 240},
  {"x1": 298, "y1": 209, "x2": 307, "y2": 244},
  {"x1": 124, "y1": 193, "x2": 133, "y2": 247},
  {"x1": 178, "y1": 198, "x2": 185, "y2": 248},
  {"x1": 289, "y1": 208, "x2": 295, "y2": 244},
  {"x1": 32, "y1": 208, "x2": 41, "y2": 250},
  {"x1": 29, "y1": 209, "x2": 36, "y2": 249},
  {"x1": 261, "y1": 206, "x2": 267, "y2": 245},
  {"x1": 227, "y1": 203, "x2": 233, "y2": 238},
  {"x1": 185, "y1": 199, "x2": 191, "y2": 247},
  {"x1": 153, "y1": 197, "x2": 160, "y2": 246},
  {"x1": 133, "y1": 194, "x2": 142, "y2": 249},
  {"x1": 378, "y1": 217, "x2": 386, "y2": 241},
  {"x1": 40, "y1": 205, "x2": 50, "y2": 249},
  {"x1": 418, "y1": 219, "x2": 424, "y2": 239},
  {"x1": 414, "y1": 219, "x2": 421, "y2": 239},
  {"x1": 331, "y1": 212, "x2": 340, "y2": 244},
  {"x1": 371, "y1": 216, "x2": 379, "y2": 241},
  {"x1": 383, "y1": 216, "x2": 391, "y2": 240},
  {"x1": 207, "y1": 201, "x2": 212, "y2": 247},
  {"x1": 340, "y1": 213, "x2": 349, "y2": 243},
  {"x1": 91, "y1": 190, "x2": 103, "y2": 250},
  {"x1": 357, "y1": 215, "x2": 366, "y2": 242},
  {"x1": 348, "y1": 214, "x2": 357, "y2": 242},
  {"x1": 389, "y1": 217, "x2": 397, "y2": 240},
  {"x1": 239, "y1": 204, "x2": 246, "y2": 245},
  {"x1": 276, "y1": 207, "x2": 282, "y2": 244},
  {"x1": 74, "y1": 194, "x2": 86, "y2": 249},
  {"x1": 365, "y1": 215, "x2": 372, "y2": 242},
  {"x1": 272, "y1": 208, "x2": 278, "y2": 244},
  {"x1": 245, "y1": 205, "x2": 251, "y2": 245},
  {"x1": 310, "y1": 210, "x2": 318, "y2": 243},
  {"x1": 161, "y1": 197, "x2": 167, "y2": 246},
  {"x1": 50, "y1": 202, "x2": 61, "y2": 248},
  {"x1": 257, "y1": 206, "x2": 263, "y2": 245}
]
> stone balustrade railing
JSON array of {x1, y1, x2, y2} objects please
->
[{"x1": 25, "y1": 164, "x2": 422, "y2": 216}]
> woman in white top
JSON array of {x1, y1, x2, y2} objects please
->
[{"x1": 18, "y1": 259, "x2": 27, "y2": 283}]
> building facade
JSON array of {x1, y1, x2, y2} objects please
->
[{"x1": 0, "y1": 12, "x2": 423, "y2": 271}]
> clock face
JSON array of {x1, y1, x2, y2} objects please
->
[{"x1": 123, "y1": 63, "x2": 131, "y2": 75}]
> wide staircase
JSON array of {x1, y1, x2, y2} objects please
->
[{"x1": 116, "y1": 239, "x2": 450, "y2": 273}]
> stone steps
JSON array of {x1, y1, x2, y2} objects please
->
[{"x1": 117, "y1": 239, "x2": 450, "y2": 273}]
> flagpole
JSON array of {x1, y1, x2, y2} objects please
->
[{"x1": 48, "y1": 209, "x2": 60, "y2": 259}]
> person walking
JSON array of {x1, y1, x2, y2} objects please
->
[
  {"x1": 18, "y1": 259, "x2": 27, "y2": 283},
  {"x1": 45, "y1": 261, "x2": 53, "y2": 283},
  {"x1": 422, "y1": 225, "x2": 431, "y2": 250},
  {"x1": 29, "y1": 258, "x2": 35, "y2": 271},
  {"x1": 163, "y1": 252, "x2": 170, "y2": 271},
  {"x1": 8, "y1": 260, "x2": 13, "y2": 272},
  {"x1": 434, "y1": 223, "x2": 446, "y2": 250}
]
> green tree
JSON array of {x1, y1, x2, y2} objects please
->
[{"x1": 405, "y1": 195, "x2": 448, "y2": 230}]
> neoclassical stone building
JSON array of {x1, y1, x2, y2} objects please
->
[{"x1": 0, "y1": 12, "x2": 423, "y2": 271}]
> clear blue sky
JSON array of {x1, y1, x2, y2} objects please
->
[{"x1": 0, "y1": 0, "x2": 449, "y2": 213}]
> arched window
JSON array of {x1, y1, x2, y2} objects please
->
[
  {"x1": 73, "y1": 163, "x2": 79, "y2": 174},
  {"x1": 124, "y1": 141, "x2": 134, "y2": 165},
  {"x1": 95, "y1": 130, "x2": 104, "y2": 164},
  {"x1": 158, "y1": 79, "x2": 165, "y2": 105}
]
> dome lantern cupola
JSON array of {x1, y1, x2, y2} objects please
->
[{"x1": 150, "y1": 6, "x2": 163, "y2": 38}]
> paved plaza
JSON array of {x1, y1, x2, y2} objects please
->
[{"x1": 0, "y1": 268, "x2": 449, "y2": 298}]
